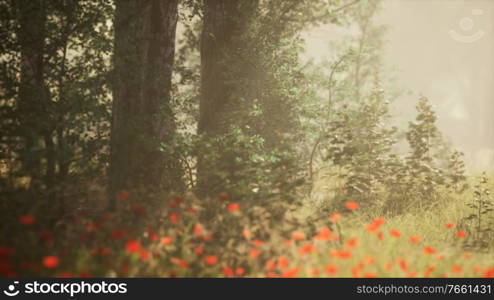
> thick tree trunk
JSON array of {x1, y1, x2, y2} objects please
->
[
  {"x1": 108, "y1": 0, "x2": 180, "y2": 209},
  {"x1": 197, "y1": 0, "x2": 258, "y2": 197},
  {"x1": 16, "y1": 0, "x2": 49, "y2": 189}
]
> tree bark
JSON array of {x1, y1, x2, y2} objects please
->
[
  {"x1": 108, "y1": 0, "x2": 180, "y2": 209},
  {"x1": 196, "y1": 0, "x2": 258, "y2": 197}
]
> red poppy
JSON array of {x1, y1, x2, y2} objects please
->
[
  {"x1": 265, "y1": 260, "x2": 276, "y2": 271},
  {"x1": 125, "y1": 240, "x2": 141, "y2": 254},
  {"x1": 423, "y1": 246, "x2": 436, "y2": 255},
  {"x1": 193, "y1": 224, "x2": 203, "y2": 237},
  {"x1": 278, "y1": 256, "x2": 288, "y2": 269},
  {"x1": 314, "y1": 226, "x2": 334, "y2": 241},
  {"x1": 326, "y1": 264, "x2": 338, "y2": 276},
  {"x1": 281, "y1": 268, "x2": 299, "y2": 278},
  {"x1": 170, "y1": 257, "x2": 188, "y2": 269},
  {"x1": 227, "y1": 203, "x2": 240, "y2": 213},
  {"x1": 409, "y1": 236, "x2": 420, "y2": 243},
  {"x1": 100, "y1": 248, "x2": 111, "y2": 256},
  {"x1": 218, "y1": 193, "x2": 230, "y2": 201},
  {"x1": 346, "y1": 237, "x2": 358, "y2": 248},
  {"x1": 299, "y1": 243, "x2": 315, "y2": 255},
  {"x1": 194, "y1": 245, "x2": 204, "y2": 256},
  {"x1": 345, "y1": 201, "x2": 359, "y2": 211},
  {"x1": 139, "y1": 250, "x2": 149, "y2": 261},
  {"x1": 19, "y1": 215, "x2": 35, "y2": 226},
  {"x1": 42, "y1": 256, "x2": 59, "y2": 269},
  {"x1": 235, "y1": 267, "x2": 245, "y2": 276},
  {"x1": 252, "y1": 239, "x2": 263, "y2": 248},
  {"x1": 249, "y1": 249, "x2": 260, "y2": 259},
  {"x1": 292, "y1": 231, "x2": 305, "y2": 241},
  {"x1": 456, "y1": 231, "x2": 467, "y2": 238},
  {"x1": 390, "y1": 229, "x2": 401, "y2": 238},
  {"x1": 222, "y1": 267, "x2": 234, "y2": 277},
  {"x1": 329, "y1": 213, "x2": 340, "y2": 223},
  {"x1": 445, "y1": 223, "x2": 455, "y2": 229},
  {"x1": 169, "y1": 213, "x2": 180, "y2": 225},
  {"x1": 161, "y1": 236, "x2": 173, "y2": 246},
  {"x1": 204, "y1": 255, "x2": 218, "y2": 266}
]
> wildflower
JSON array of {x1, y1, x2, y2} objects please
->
[
  {"x1": 139, "y1": 250, "x2": 149, "y2": 261},
  {"x1": 194, "y1": 245, "x2": 204, "y2": 256},
  {"x1": 249, "y1": 249, "x2": 260, "y2": 259},
  {"x1": 484, "y1": 268, "x2": 494, "y2": 278},
  {"x1": 19, "y1": 215, "x2": 35, "y2": 226},
  {"x1": 424, "y1": 265, "x2": 436, "y2": 277},
  {"x1": 325, "y1": 264, "x2": 338, "y2": 276},
  {"x1": 278, "y1": 256, "x2": 288, "y2": 269},
  {"x1": 242, "y1": 229, "x2": 252, "y2": 239},
  {"x1": 398, "y1": 259, "x2": 408, "y2": 272},
  {"x1": 423, "y1": 246, "x2": 436, "y2": 255},
  {"x1": 363, "y1": 273, "x2": 377, "y2": 278},
  {"x1": 161, "y1": 236, "x2": 173, "y2": 246},
  {"x1": 345, "y1": 201, "x2": 359, "y2": 211},
  {"x1": 125, "y1": 240, "x2": 141, "y2": 254},
  {"x1": 193, "y1": 224, "x2": 203, "y2": 237},
  {"x1": 265, "y1": 260, "x2": 276, "y2": 271},
  {"x1": 133, "y1": 204, "x2": 145, "y2": 215},
  {"x1": 299, "y1": 243, "x2": 315, "y2": 255},
  {"x1": 331, "y1": 249, "x2": 351, "y2": 259},
  {"x1": 222, "y1": 267, "x2": 234, "y2": 277},
  {"x1": 169, "y1": 213, "x2": 180, "y2": 225},
  {"x1": 314, "y1": 226, "x2": 333, "y2": 241},
  {"x1": 345, "y1": 237, "x2": 358, "y2": 248},
  {"x1": 463, "y1": 253, "x2": 472, "y2": 259},
  {"x1": 100, "y1": 248, "x2": 111, "y2": 256},
  {"x1": 373, "y1": 218, "x2": 385, "y2": 226},
  {"x1": 377, "y1": 231, "x2": 384, "y2": 241},
  {"x1": 409, "y1": 236, "x2": 420, "y2": 243},
  {"x1": 445, "y1": 223, "x2": 455, "y2": 229},
  {"x1": 451, "y1": 265, "x2": 462, "y2": 274},
  {"x1": 227, "y1": 203, "x2": 240, "y2": 213},
  {"x1": 292, "y1": 231, "x2": 305, "y2": 241},
  {"x1": 329, "y1": 212, "x2": 340, "y2": 223},
  {"x1": 204, "y1": 255, "x2": 218, "y2": 266},
  {"x1": 252, "y1": 239, "x2": 263, "y2": 248},
  {"x1": 281, "y1": 268, "x2": 299, "y2": 278},
  {"x1": 235, "y1": 267, "x2": 245, "y2": 276},
  {"x1": 284, "y1": 239, "x2": 294, "y2": 246},
  {"x1": 42, "y1": 256, "x2": 59, "y2": 269},
  {"x1": 456, "y1": 231, "x2": 467, "y2": 238},
  {"x1": 170, "y1": 257, "x2": 188, "y2": 269},
  {"x1": 390, "y1": 229, "x2": 401, "y2": 238}
]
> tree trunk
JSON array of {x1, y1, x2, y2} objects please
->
[
  {"x1": 196, "y1": 0, "x2": 258, "y2": 197},
  {"x1": 16, "y1": 0, "x2": 49, "y2": 189},
  {"x1": 108, "y1": 0, "x2": 180, "y2": 209}
]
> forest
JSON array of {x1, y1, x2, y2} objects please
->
[{"x1": 1, "y1": 0, "x2": 493, "y2": 278}]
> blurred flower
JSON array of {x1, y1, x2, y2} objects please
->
[
  {"x1": 299, "y1": 243, "x2": 315, "y2": 255},
  {"x1": 125, "y1": 240, "x2": 141, "y2": 254},
  {"x1": 218, "y1": 193, "x2": 229, "y2": 201},
  {"x1": 345, "y1": 201, "x2": 359, "y2": 211},
  {"x1": 194, "y1": 245, "x2": 204, "y2": 256},
  {"x1": 193, "y1": 224, "x2": 203, "y2": 237},
  {"x1": 329, "y1": 212, "x2": 340, "y2": 223},
  {"x1": 19, "y1": 215, "x2": 35, "y2": 226},
  {"x1": 235, "y1": 267, "x2": 245, "y2": 276},
  {"x1": 445, "y1": 223, "x2": 455, "y2": 229},
  {"x1": 249, "y1": 249, "x2": 260, "y2": 259},
  {"x1": 117, "y1": 190, "x2": 130, "y2": 201},
  {"x1": 456, "y1": 231, "x2": 467, "y2": 238},
  {"x1": 222, "y1": 267, "x2": 234, "y2": 277},
  {"x1": 161, "y1": 236, "x2": 173, "y2": 246},
  {"x1": 423, "y1": 246, "x2": 436, "y2": 255},
  {"x1": 170, "y1": 257, "x2": 188, "y2": 269},
  {"x1": 278, "y1": 256, "x2": 288, "y2": 269},
  {"x1": 292, "y1": 231, "x2": 305, "y2": 241},
  {"x1": 325, "y1": 264, "x2": 338, "y2": 276},
  {"x1": 169, "y1": 213, "x2": 180, "y2": 225},
  {"x1": 390, "y1": 229, "x2": 401, "y2": 238},
  {"x1": 252, "y1": 239, "x2": 263, "y2": 248},
  {"x1": 346, "y1": 237, "x2": 358, "y2": 248},
  {"x1": 409, "y1": 236, "x2": 420, "y2": 244},
  {"x1": 42, "y1": 256, "x2": 59, "y2": 269},
  {"x1": 227, "y1": 203, "x2": 240, "y2": 213},
  {"x1": 204, "y1": 255, "x2": 218, "y2": 266}
]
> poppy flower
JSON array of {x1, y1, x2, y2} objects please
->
[
  {"x1": 314, "y1": 226, "x2": 333, "y2": 241},
  {"x1": 42, "y1": 256, "x2": 59, "y2": 269},
  {"x1": 329, "y1": 213, "x2": 340, "y2": 223},
  {"x1": 325, "y1": 264, "x2": 338, "y2": 276},
  {"x1": 161, "y1": 236, "x2": 173, "y2": 246},
  {"x1": 409, "y1": 236, "x2": 420, "y2": 243},
  {"x1": 222, "y1": 267, "x2": 234, "y2": 277},
  {"x1": 423, "y1": 246, "x2": 436, "y2": 255},
  {"x1": 125, "y1": 240, "x2": 141, "y2": 254},
  {"x1": 484, "y1": 268, "x2": 494, "y2": 278},
  {"x1": 100, "y1": 248, "x2": 111, "y2": 256},
  {"x1": 445, "y1": 223, "x2": 455, "y2": 229},
  {"x1": 235, "y1": 267, "x2": 245, "y2": 276},
  {"x1": 19, "y1": 215, "x2": 35, "y2": 225},
  {"x1": 345, "y1": 201, "x2": 359, "y2": 211},
  {"x1": 281, "y1": 268, "x2": 299, "y2": 278},
  {"x1": 227, "y1": 203, "x2": 240, "y2": 213},
  {"x1": 424, "y1": 265, "x2": 436, "y2": 277},
  {"x1": 265, "y1": 260, "x2": 276, "y2": 271},
  {"x1": 390, "y1": 229, "x2": 401, "y2": 238},
  {"x1": 299, "y1": 243, "x2": 315, "y2": 255},
  {"x1": 456, "y1": 231, "x2": 467, "y2": 238},
  {"x1": 345, "y1": 237, "x2": 358, "y2": 248},
  {"x1": 194, "y1": 245, "x2": 204, "y2": 256},
  {"x1": 204, "y1": 255, "x2": 218, "y2": 266},
  {"x1": 139, "y1": 250, "x2": 149, "y2": 261},
  {"x1": 252, "y1": 239, "x2": 263, "y2": 248},
  {"x1": 463, "y1": 253, "x2": 472, "y2": 259},
  {"x1": 377, "y1": 231, "x2": 384, "y2": 241},
  {"x1": 169, "y1": 213, "x2": 180, "y2": 225},
  {"x1": 249, "y1": 249, "x2": 260, "y2": 259},
  {"x1": 292, "y1": 231, "x2": 305, "y2": 241},
  {"x1": 278, "y1": 256, "x2": 288, "y2": 269},
  {"x1": 170, "y1": 257, "x2": 188, "y2": 269},
  {"x1": 242, "y1": 229, "x2": 252, "y2": 239},
  {"x1": 193, "y1": 224, "x2": 203, "y2": 237},
  {"x1": 451, "y1": 265, "x2": 462, "y2": 274}
]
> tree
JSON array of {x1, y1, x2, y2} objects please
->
[{"x1": 108, "y1": 0, "x2": 180, "y2": 208}]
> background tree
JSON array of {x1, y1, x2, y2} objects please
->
[{"x1": 108, "y1": 0, "x2": 181, "y2": 208}]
